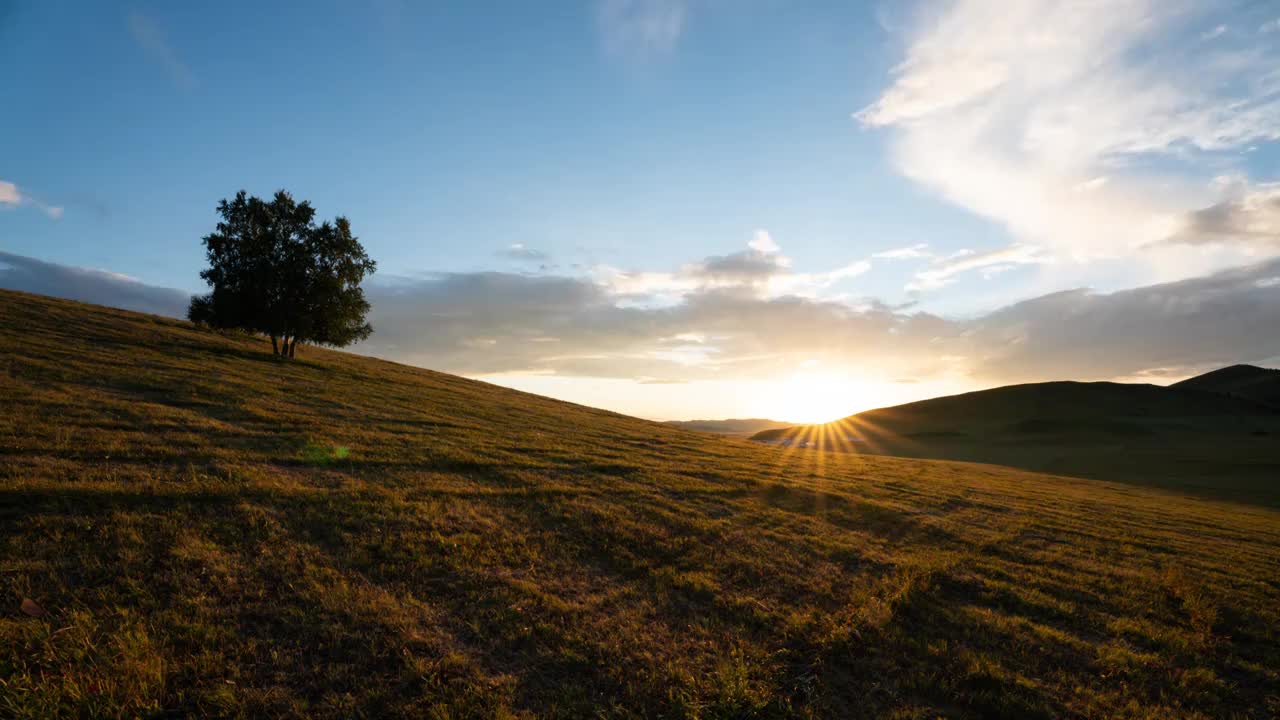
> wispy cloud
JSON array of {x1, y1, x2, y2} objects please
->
[
  {"x1": 859, "y1": 0, "x2": 1280, "y2": 284},
  {"x1": 874, "y1": 243, "x2": 931, "y2": 260},
  {"x1": 870, "y1": 241, "x2": 1047, "y2": 291},
  {"x1": 597, "y1": 0, "x2": 687, "y2": 61},
  {"x1": 128, "y1": 11, "x2": 195, "y2": 89},
  {"x1": 0, "y1": 179, "x2": 64, "y2": 219},
  {"x1": 907, "y1": 245, "x2": 1047, "y2": 291},
  {"x1": 498, "y1": 243, "x2": 551, "y2": 262},
  {"x1": 1201, "y1": 24, "x2": 1228, "y2": 40}
]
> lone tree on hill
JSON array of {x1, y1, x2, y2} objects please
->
[{"x1": 189, "y1": 190, "x2": 376, "y2": 358}]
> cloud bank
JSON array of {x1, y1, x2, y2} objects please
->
[
  {"x1": 0, "y1": 251, "x2": 190, "y2": 318},
  {"x1": 1176, "y1": 184, "x2": 1280, "y2": 247},
  {"x1": 592, "y1": 231, "x2": 870, "y2": 301},
  {"x1": 5, "y1": 246, "x2": 1277, "y2": 388},
  {"x1": 362, "y1": 255, "x2": 1280, "y2": 384}
]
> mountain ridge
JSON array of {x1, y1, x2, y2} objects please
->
[
  {"x1": 1173, "y1": 363, "x2": 1280, "y2": 407},
  {"x1": 663, "y1": 418, "x2": 793, "y2": 435}
]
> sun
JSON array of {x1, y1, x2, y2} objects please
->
[{"x1": 765, "y1": 370, "x2": 883, "y2": 425}]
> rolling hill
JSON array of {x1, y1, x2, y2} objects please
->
[
  {"x1": 2, "y1": 289, "x2": 1279, "y2": 718},
  {"x1": 753, "y1": 379, "x2": 1280, "y2": 506},
  {"x1": 1173, "y1": 364, "x2": 1280, "y2": 408},
  {"x1": 663, "y1": 418, "x2": 794, "y2": 436}
]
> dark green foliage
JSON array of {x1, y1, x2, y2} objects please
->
[{"x1": 189, "y1": 190, "x2": 376, "y2": 358}]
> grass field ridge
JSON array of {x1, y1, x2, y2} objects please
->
[
  {"x1": 2, "y1": 289, "x2": 1279, "y2": 718},
  {"x1": 751, "y1": 377, "x2": 1280, "y2": 507}
]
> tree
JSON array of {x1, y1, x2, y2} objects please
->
[{"x1": 189, "y1": 190, "x2": 376, "y2": 358}]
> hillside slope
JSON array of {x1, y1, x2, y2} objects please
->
[
  {"x1": 1174, "y1": 364, "x2": 1280, "y2": 408},
  {"x1": 2, "y1": 289, "x2": 1279, "y2": 719},
  {"x1": 753, "y1": 380, "x2": 1280, "y2": 505},
  {"x1": 664, "y1": 418, "x2": 794, "y2": 436}
]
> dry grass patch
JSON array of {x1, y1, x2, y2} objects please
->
[{"x1": 1, "y1": 290, "x2": 1278, "y2": 718}]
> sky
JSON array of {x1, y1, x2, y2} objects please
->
[{"x1": 2, "y1": 0, "x2": 1279, "y2": 423}]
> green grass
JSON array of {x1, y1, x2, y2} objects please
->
[{"x1": 2, "y1": 289, "x2": 1279, "y2": 718}]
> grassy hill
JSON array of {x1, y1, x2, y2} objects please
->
[
  {"x1": 663, "y1": 419, "x2": 794, "y2": 436},
  {"x1": 2, "y1": 289, "x2": 1279, "y2": 719},
  {"x1": 1173, "y1": 364, "x2": 1280, "y2": 408},
  {"x1": 753, "y1": 380, "x2": 1280, "y2": 506}
]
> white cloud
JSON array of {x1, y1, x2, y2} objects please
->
[
  {"x1": 868, "y1": 240, "x2": 1049, "y2": 291},
  {"x1": 1074, "y1": 177, "x2": 1109, "y2": 192},
  {"x1": 874, "y1": 243, "x2": 931, "y2": 260},
  {"x1": 748, "y1": 229, "x2": 780, "y2": 253},
  {"x1": 597, "y1": 0, "x2": 687, "y2": 60},
  {"x1": 0, "y1": 181, "x2": 19, "y2": 205},
  {"x1": 859, "y1": 0, "x2": 1280, "y2": 282},
  {"x1": 907, "y1": 244, "x2": 1046, "y2": 291},
  {"x1": 0, "y1": 178, "x2": 63, "y2": 219}
]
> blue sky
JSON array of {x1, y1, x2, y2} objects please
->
[
  {"x1": 1, "y1": 1, "x2": 996, "y2": 295},
  {"x1": 3, "y1": 1, "x2": 1280, "y2": 421}
]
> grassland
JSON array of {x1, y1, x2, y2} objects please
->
[
  {"x1": 2, "y1": 289, "x2": 1279, "y2": 718},
  {"x1": 1174, "y1": 365, "x2": 1280, "y2": 408},
  {"x1": 753, "y1": 381, "x2": 1280, "y2": 508}
]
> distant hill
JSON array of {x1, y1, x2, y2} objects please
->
[
  {"x1": 1173, "y1": 364, "x2": 1280, "y2": 408},
  {"x1": 753, "y1": 378, "x2": 1280, "y2": 503},
  {"x1": 2, "y1": 289, "x2": 1279, "y2": 718},
  {"x1": 664, "y1": 418, "x2": 793, "y2": 435}
]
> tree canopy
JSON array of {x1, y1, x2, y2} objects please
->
[{"x1": 189, "y1": 190, "x2": 376, "y2": 358}]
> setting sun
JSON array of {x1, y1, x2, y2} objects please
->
[{"x1": 763, "y1": 371, "x2": 885, "y2": 425}]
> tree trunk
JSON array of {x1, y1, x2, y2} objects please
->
[{"x1": 271, "y1": 335, "x2": 279, "y2": 357}]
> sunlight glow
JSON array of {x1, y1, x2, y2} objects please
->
[
  {"x1": 762, "y1": 371, "x2": 893, "y2": 425},
  {"x1": 474, "y1": 369, "x2": 978, "y2": 424}
]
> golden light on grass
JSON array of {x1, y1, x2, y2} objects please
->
[{"x1": 3, "y1": 289, "x2": 1279, "y2": 718}]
